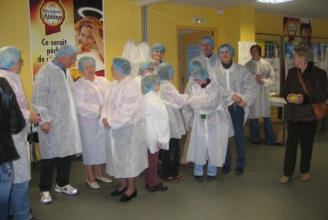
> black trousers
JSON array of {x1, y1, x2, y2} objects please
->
[
  {"x1": 160, "y1": 138, "x2": 181, "y2": 178},
  {"x1": 283, "y1": 120, "x2": 318, "y2": 176},
  {"x1": 39, "y1": 155, "x2": 73, "y2": 192}
]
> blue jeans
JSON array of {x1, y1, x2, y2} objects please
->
[
  {"x1": 250, "y1": 117, "x2": 277, "y2": 144},
  {"x1": 9, "y1": 181, "x2": 32, "y2": 220},
  {"x1": 194, "y1": 164, "x2": 217, "y2": 176},
  {"x1": 224, "y1": 106, "x2": 246, "y2": 167},
  {"x1": 0, "y1": 162, "x2": 14, "y2": 220}
]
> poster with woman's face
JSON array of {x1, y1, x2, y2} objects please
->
[{"x1": 29, "y1": 0, "x2": 105, "y2": 81}]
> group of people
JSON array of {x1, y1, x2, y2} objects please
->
[{"x1": 1, "y1": 34, "x2": 328, "y2": 218}]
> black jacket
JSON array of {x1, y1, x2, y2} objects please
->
[
  {"x1": 0, "y1": 77, "x2": 25, "y2": 165},
  {"x1": 281, "y1": 62, "x2": 328, "y2": 121}
]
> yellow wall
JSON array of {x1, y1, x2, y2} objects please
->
[
  {"x1": 147, "y1": 4, "x2": 223, "y2": 86},
  {"x1": 0, "y1": 0, "x2": 142, "y2": 105}
]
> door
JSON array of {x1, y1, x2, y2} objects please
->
[{"x1": 180, "y1": 31, "x2": 213, "y2": 92}]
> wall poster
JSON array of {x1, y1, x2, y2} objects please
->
[{"x1": 29, "y1": 0, "x2": 105, "y2": 81}]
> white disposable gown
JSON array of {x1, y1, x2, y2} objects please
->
[
  {"x1": 31, "y1": 60, "x2": 82, "y2": 159},
  {"x1": 75, "y1": 76, "x2": 109, "y2": 165},
  {"x1": 245, "y1": 58, "x2": 275, "y2": 118},
  {"x1": 100, "y1": 77, "x2": 148, "y2": 178},
  {"x1": 186, "y1": 81, "x2": 234, "y2": 167},
  {"x1": 191, "y1": 52, "x2": 221, "y2": 71},
  {"x1": 181, "y1": 79, "x2": 195, "y2": 130},
  {"x1": 134, "y1": 75, "x2": 142, "y2": 87},
  {"x1": 209, "y1": 62, "x2": 257, "y2": 123},
  {"x1": 122, "y1": 39, "x2": 151, "y2": 79},
  {"x1": 159, "y1": 80, "x2": 189, "y2": 138},
  {"x1": 144, "y1": 91, "x2": 170, "y2": 153},
  {"x1": 0, "y1": 69, "x2": 30, "y2": 183}
]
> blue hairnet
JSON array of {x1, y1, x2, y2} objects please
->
[
  {"x1": 112, "y1": 57, "x2": 131, "y2": 76},
  {"x1": 200, "y1": 36, "x2": 214, "y2": 48},
  {"x1": 77, "y1": 56, "x2": 96, "y2": 73},
  {"x1": 0, "y1": 46, "x2": 20, "y2": 69},
  {"x1": 189, "y1": 60, "x2": 202, "y2": 72},
  {"x1": 157, "y1": 63, "x2": 174, "y2": 80},
  {"x1": 217, "y1": 44, "x2": 235, "y2": 57},
  {"x1": 151, "y1": 43, "x2": 166, "y2": 57},
  {"x1": 190, "y1": 67, "x2": 209, "y2": 80},
  {"x1": 138, "y1": 59, "x2": 154, "y2": 76},
  {"x1": 141, "y1": 73, "x2": 160, "y2": 95},
  {"x1": 55, "y1": 44, "x2": 77, "y2": 57}
]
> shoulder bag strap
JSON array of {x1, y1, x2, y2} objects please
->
[{"x1": 297, "y1": 68, "x2": 309, "y2": 94}]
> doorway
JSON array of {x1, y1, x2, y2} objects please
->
[{"x1": 177, "y1": 26, "x2": 217, "y2": 92}]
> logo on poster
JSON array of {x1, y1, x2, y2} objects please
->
[
  {"x1": 40, "y1": 1, "x2": 65, "y2": 27},
  {"x1": 287, "y1": 20, "x2": 297, "y2": 36}
]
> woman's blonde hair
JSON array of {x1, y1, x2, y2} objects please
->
[
  {"x1": 74, "y1": 16, "x2": 103, "y2": 47},
  {"x1": 294, "y1": 45, "x2": 314, "y2": 62}
]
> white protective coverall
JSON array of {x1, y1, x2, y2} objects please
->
[
  {"x1": 0, "y1": 69, "x2": 30, "y2": 183},
  {"x1": 181, "y1": 79, "x2": 195, "y2": 131},
  {"x1": 186, "y1": 81, "x2": 234, "y2": 167},
  {"x1": 31, "y1": 60, "x2": 82, "y2": 159},
  {"x1": 100, "y1": 77, "x2": 148, "y2": 178},
  {"x1": 159, "y1": 80, "x2": 189, "y2": 138},
  {"x1": 122, "y1": 40, "x2": 151, "y2": 79},
  {"x1": 75, "y1": 76, "x2": 109, "y2": 165},
  {"x1": 209, "y1": 62, "x2": 257, "y2": 123},
  {"x1": 191, "y1": 52, "x2": 221, "y2": 71},
  {"x1": 134, "y1": 75, "x2": 142, "y2": 87},
  {"x1": 245, "y1": 58, "x2": 275, "y2": 119},
  {"x1": 144, "y1": 91, "x2": 170, "y2": 153}
]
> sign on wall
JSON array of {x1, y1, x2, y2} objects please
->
[{"x1": 29, "y1": 0, "x2": 105, "y2": 80}]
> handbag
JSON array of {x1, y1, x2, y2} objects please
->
[{"x1": 297, "y1": 69, "x2": 328, "y2": 120}]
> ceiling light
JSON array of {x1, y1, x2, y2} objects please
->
[{"x1": 255, "y1": 0, "x2": 292, "y2": 4}]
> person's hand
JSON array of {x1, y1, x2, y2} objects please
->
[
  {"x1": 257, "y1": 79, "x2": 265, "y2": 85},
  {"x1": 102, "y1": 118, "x2": 110, "y2": 129},
  {"x1": 238, "y1": 100, "x2": 247, "y2": 107},
  {"x1": 286, "y1": 93, "x2": 296, "y2": 103},
  {"x1": 77, "y1": 43, "x2": 88, "y2": 54},
  {"x1": 294, "y1": 94, "x2": 304, "y2": 104},
  {"x1": 156, "y1": 142, "x2": 162, "y2": 149},
  {"x1": 41, "y1": 122, "x2": 51, "y2": 134},
  {"x1": 88, "y1": 25, "x2": 101, "y2": 40},
  {"x1": 29, "y1": 112, "x2": 41, "y2": 124},
  {"x1": 231, "y1": 94, "x2": 242, "y2": 103},
  {"x1": 254, "y1": 73, "x2": 262, "y2": 80}
]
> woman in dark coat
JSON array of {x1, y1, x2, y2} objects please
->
[{"x1": 280, "y1": 45, "x2": 328, "y2": 184}]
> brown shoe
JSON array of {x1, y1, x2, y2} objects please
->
[
  {"x1": 280, "y1": 175, "x2": 291, "y2": 184},
  {"x1": 161, "y1": 176, "x2": 177, "y2": 183},
  {"x1": 174, "y1": 176, "x2": 184, "y2": 181},
  {"x1": 301, "y1": 173, "x2": 310, "y2": 182}
]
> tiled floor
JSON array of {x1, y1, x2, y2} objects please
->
[{"x1": 28, "y1": 121, "x2": 328, "y2": 220}]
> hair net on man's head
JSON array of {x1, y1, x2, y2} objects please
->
[
  {"x1": 157, "y1": 63, "x2": 174, "y2": 80},
  {"x1": 217, "y1": 44, "x2": 235, "y2": 57},
  {"x1": 151, "y1": 43, "x2": 166, "y2": 57},
  {"x1": 0, "y1": 46, "x2": 20, "y2": 69},
  {"x1": 138, "y1": 59, "x2": 154, "y2": 76},
  {"x1": 189, "y1": 60, "x2": 202, "y2": 72},
  {"x1": 112, "y1": 57, "x2": 131, "y2": 76},
  {"x1": 77, "y1": 56, "x2": 96, "y2": 73},
  {"x1": 190, "y1": 67, "x2": 209, "y2": 80},
  {"x1": 200, "y1": 36, "x2": 214, "y2": 48},
  {"x1": 55, "y1": 44, "x2": 77, "y2": 57},
  {"x1": 141, "y1": 73, "x2": 160, "y2": 95}
]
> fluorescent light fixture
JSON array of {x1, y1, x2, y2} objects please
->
[{"x1": 255, "y1": 0, "x2": 292, "y2": 4}]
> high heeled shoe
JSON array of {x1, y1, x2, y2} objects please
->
[
  {"x1": 119, "y1": 189, "x2": 137, "y2": 202},
  {"x1": 110, "y1": 187, "x2": 127, "y2": 196}
]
